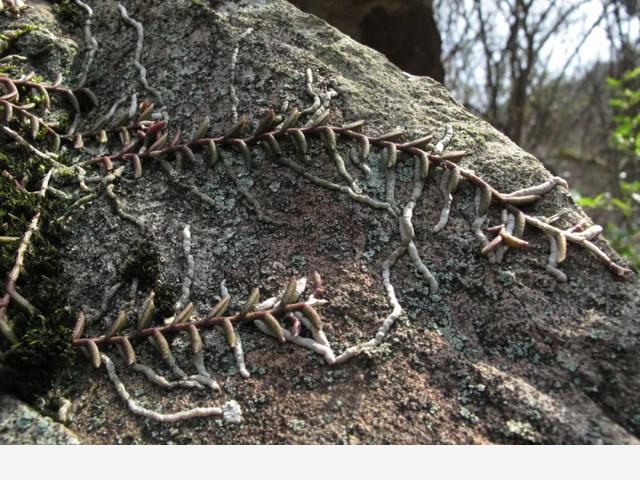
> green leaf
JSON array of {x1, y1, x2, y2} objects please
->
[
  {"x1": 606, "y1": 77, "x2": 621, "y2": 89},
  {"x1": 621, "y1": 181, "x2": 640, "y2": 194},
  {"x1": 575, "y1": 193, "x2": 606, "y2": 209},
  {"x1": 611, "y1": 197, "x2": 633, "y2": 216},
  {"x1": 609, "y1": 98, "x2": 627, "y2": 109},
  {"x1": 622, "y1": 67, "x2": 640, "y2": 82}
]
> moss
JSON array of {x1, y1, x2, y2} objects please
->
[
  {"x1": 118, "y1": 241, "x2": 177, "y2": 320},
  {"x1": 119, "y1": 240, "x2": 161, "y2": 290},
  {"x1": 0, "y1": 178, "x2": 74, "y2": 400},
  {"x1": 0, "y1": 24, "x2": 39, "y2": 54},
  {"x1": 52, "y1": 0, "x2": 84, "y2": 28},
  {"x1": 55, "y1": 110, "x2": 72, "y2": 134},
  {"x1": 0, "y1": 54, "x2": 75, "y2": 400},
  {"x1": 154, "y1": 283, "x2": 178, "y2": 320},
  {"x1": 52, "y1": 165, "x2": 76, "y2": 185},
  {"x1": 0, "y1": 61, "x2": 25, "y2": 77}
]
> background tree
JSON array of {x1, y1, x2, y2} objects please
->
[{"x1": 435, "y1": 0, "x2": 638, "y2": 155}]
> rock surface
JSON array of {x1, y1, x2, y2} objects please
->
[
  {"x1": 0, "y1": 395, "x2": 79, "y2": 444},
  {"x1": 1, "y1": 0, "x2": 639, "y2": 444}
]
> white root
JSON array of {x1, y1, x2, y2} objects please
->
[
  {"x1": 403, "y1": 158, "x2": 438, "y2": 292},
  {"x1": 434, "y1": 124, "x2": 453, "y2": 154},
  {"x1": 132, "y1": 363, "x2": 203, "y2": 390},
  {"x1": 349, "y1": 146, "x2": 371, "y2": 175},
  {"x1": 233, "y1": 335, "x2": 250, "y2": 378},
  {"x1": 117, "y1": 4, "x2": 163, "y2": 103},
  {"x1": 105, "y1": 183, "x2": 145, "y2": 228},
  {"x1": 433, "y1": 169, "x2": 453, "y2": 232},
  {"x1": 302, "y1": 68, "x2": 337, "y2": 126},
  {"x1": 191, "y1": 348, "x2": 220, "y2": 391},
  {"x1": 504, "y1": 176, "x2": 568, "y2": 198},
  {"x1": 545, "y1": 234, "x2": 568, "y2": 283},
  {"x1": 494, "y1": 211, "x2": 515, "y2": 263},
  {"x1": 92, "y1": 95, "x2": 127, "y2": 131},
  {"x1": 74, "y1": 0, "x2": 98, "y2": 88},
  {"x1": 335, "y1": 244, "x2": 406, "y2": 364},
  {"x1": 254, "y1": 319, "x2": 336, "y2": 365},
  {"x1": 103, "y1": 354, "x2": 241, "y2": 423},
  {"x1": 229, "y1": 27, "x2": 253, "y2": 123},
  {"x1": 301, "y1": 68, "x2": 320, "y2": 114},
  {"x1": 386, "y1": 164, "x2": 396, "y2": 206},
  {"x1": 175, "y1": 224, "x2": 194, "y2": 312}
]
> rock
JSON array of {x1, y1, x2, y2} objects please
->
[
  {"x1": 1, "y1": 0, "x2": 639, "y2": 444},
  {"x1": 0, "y1": 395, "x2": 80, "y2": 444}
]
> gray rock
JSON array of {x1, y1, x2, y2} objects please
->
[{"x1": 0, "y1": 395, "x2": 79, "y2": 445}]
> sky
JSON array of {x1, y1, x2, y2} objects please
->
[
  {"x1": 436, "y1": 0, "x2": 639, "y2": 109},
  {"x1": 541, "y1": 0, "x2": 638, "y2": 73}
]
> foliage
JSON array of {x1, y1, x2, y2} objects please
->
[
  {"x1": 575, "y1": 68, "x2": 640, "y2": 268},
  {"x1": 607, "y1": 67, "x2": 640, "y2": 158}
]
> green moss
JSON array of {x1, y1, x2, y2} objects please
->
[
  {"x1": 55, "y1": 111, "x2": 72, "y2": 134},
  {"x1": 53, "y1": 165, "x2": 76, "y2": 185},
  {"x1": 117, "y1": 240, "x2": 178, "y2": 320},
  {"x1": 0, "y1": 177, "x2": 74, "y2": 400},
  {"x1": 0, "y1": 25, "x2": 39, "y2": 54},
  {"x1": 52, "y1": 0, "x2": 84, "y2": 27},
  {"x1": 0, "y1": 58, "x2": 76, "y2": 400},
  {"x1": 119, "y1": 240, "x2": 161, "y2": 289},
  {"x1": 0, "y1": 61, "x2": 24, "y2": 77},
  {"x1": 154, "y1": 283, "x2": 178, "y2": 320}
]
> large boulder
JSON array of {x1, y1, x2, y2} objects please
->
[{"x1": 1, "y1": 0, "x2": 638, "y2": 444}]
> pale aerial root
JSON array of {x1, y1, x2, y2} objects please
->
[
  {"x1": 102, "y1": 353, "x2": 242, "y2": 423},
  {"x1": 494, "y1": 210, "x2": 514, "y2": 263},
  {"x1": 146, "y1": 330, "x2": 218, "y2": 390},
  {"x1": 253, "y1": 319, "x2": 336, "y2": 365},
  {"x1": 191, "y1": 349, "x2": 220, "y2": 391},
  {"x1": 233, "y1": 335, "x2": 250, "y2": 378},
  {"x1": 349, "y1": 146, "x2": 371, "y2": 175},
  {"x1": 334, "y1": 244, "x2": 406, "y2": 364},
  {"x1": 91, "y1": 95, "x2": 127, "y2": 132},
  {"x1": 402, "y1": 155, "x2": 439, "y2": 293},
  {"x1": 158, "y1": 158, "x2": 220, "y2": 209},
  {"x1": 546, "y1": 234, "x2": 568, "y2": 282},
  {"x1": 117, "y1": 3, "x2": 163, "y2": 104},
  {"x1": 472, "y1": 187, "x2": 497, "y2": 263},
  {"x1": 221, "y1": 154, "x2": 284, "y2": 225},
  {"x1": 73, "y1": 0, "x2": 98, "y2": 88},
  {"x1": 175, "y1": 224, "x2": 194, "y2": 312},
  {"x1": 0, "y1": 124, "x2": 58, "y2": 162},
  {"x1": 132, "y1": 363, "x2": 203, "y2": 390},
  {"x1": 229, "y1": 28, "x2": 253, "y2": 123},
  {"x1": 386, "y1": 164, "x2": 397, "y2": 207},
  {"x1": 276, "y1": 154, "x2": 398, "y2": 218},
  {"x1": 215, "y1": 280, "x2": 250, "y2": 378},
  {"x1": 301, "y1": 68, "x2": 337, "y2": 124},
  {"x1": 252, "y1": 276, "x2": 336, "y2": 365},
  {"x1": 105, "y1": 184, "x2": 145, "y2": 228}
]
